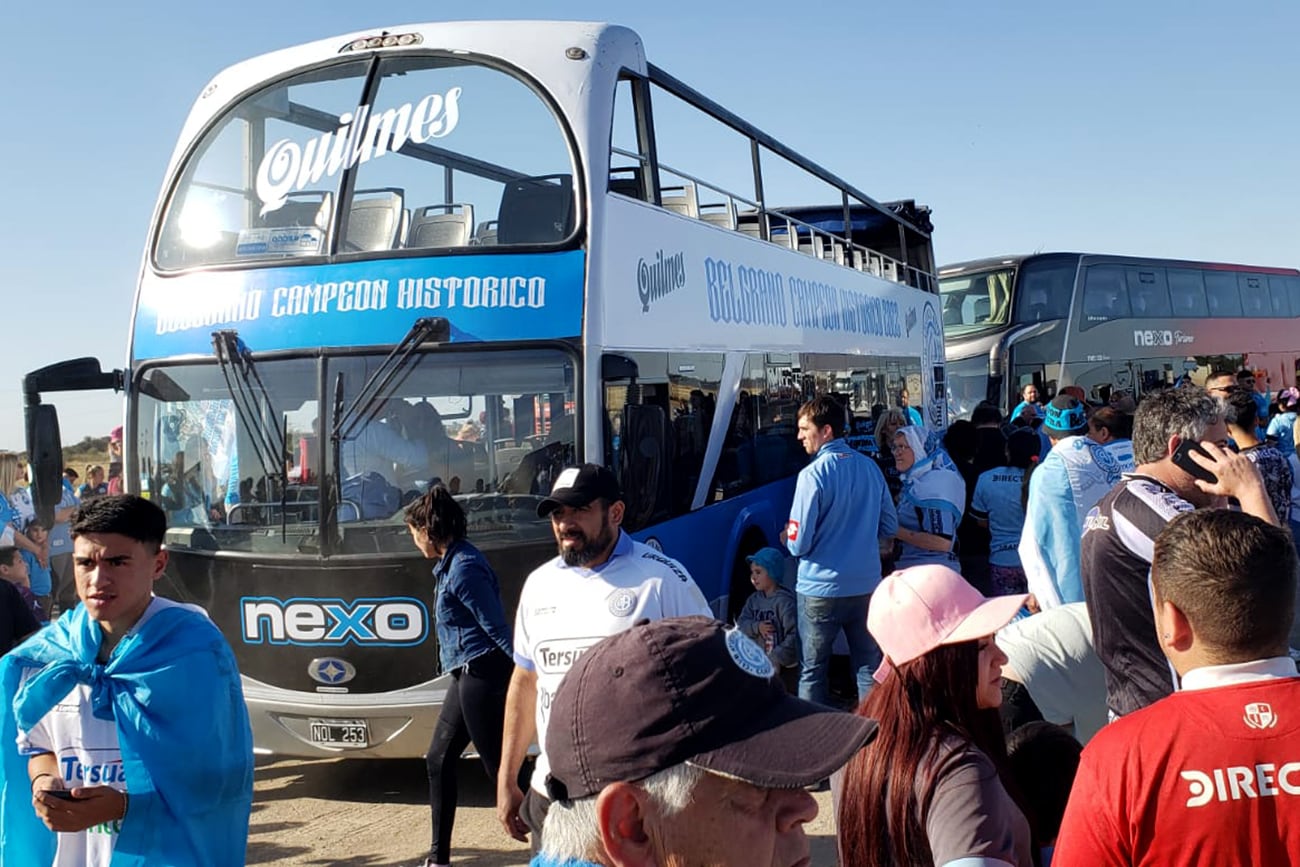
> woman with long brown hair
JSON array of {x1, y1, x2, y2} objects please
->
[{"x1": 839, "y1": 565, "x2": 1034, "y2": 867}]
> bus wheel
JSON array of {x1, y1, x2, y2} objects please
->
[{"x1": 726, "y1": 528, "x2": 769, "y2": 622}]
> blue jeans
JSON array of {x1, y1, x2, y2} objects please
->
[{"x1": 796, "y1": 593, "x2": 880, "y2": 706}]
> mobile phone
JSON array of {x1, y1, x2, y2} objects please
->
[
  {"x1": 1172, "y1": 439, "x2": 1218, "y2": 484},
  {"x1": 43, "y1": 789, "x2": 77, "y2": 801}
]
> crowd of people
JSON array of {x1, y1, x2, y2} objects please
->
[
  {"x1": 0, "y1": 427, "x2": 124, "y2": 628},
  {"x1": 2, "y1": 372, "x2": 1300, "y2": 866}
]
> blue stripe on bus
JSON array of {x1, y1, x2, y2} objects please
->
[{"x1": 133, "y1": 250, "x2": 585, "y2": 359}]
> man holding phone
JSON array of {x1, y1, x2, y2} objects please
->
[{"x1": 1080, "y1": 387, "x2": 1279, "y2": 721}]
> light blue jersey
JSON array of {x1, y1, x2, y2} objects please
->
[
  {"x1": 971, "y1": 467, "x2": 1027, "y2": 568},
  {"x1": 1268, "y1": 411, "x2": 1297, "y2": 457}
]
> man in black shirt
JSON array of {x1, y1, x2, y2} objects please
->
[
  {"x1": 1080, "y1": 386, "x2": 1278, "y2": 718},
  {"x1": 0, "y1": 579, "x2": 39, "y2": 655}
]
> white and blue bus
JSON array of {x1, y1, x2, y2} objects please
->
[{"x1": 24, "y1": 21, "x2": 943, "y2": 757}]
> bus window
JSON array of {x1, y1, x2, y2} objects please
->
[
  {"x1": 1082, "y1": 265, "x2": 1129, "y2": 327},
  {"x1": 667, "y1": 353, "x2": 723, "y2": 515},
  {"x1": 939, "y1": 268, "x2": 1013, "y2": 331},
  {"x1": 1168, "y1": 268, "x2": 1209, "y2": 317},
  {"x1": 1126, "y1": 268, "x2": 1171, "y2": 318},
  {"x1": 1238, "y1": 273, "x2": 1270, "y2": 317},
  {"x1": 710, "y1": 353, "x2": 811, "y2": 502},
  {"x1": 1286, "y1": 277, "x2": 1300, "y2": 314},
  {"x1": 156, "y1": 55, "x2": 578, "y2": 270},
  {"x1": 353, "y1": 57, "x2": 576, "y2": 253},
  {"x1": 1203, "y1": 270, "x2": 1242, "y2": 317},
  {"x1": 1014, "y1": 256, "x2": 1076, "y2": 323},
  {"x1": 1268, "y1": 276, "x2": 1293, "y2": 317}
]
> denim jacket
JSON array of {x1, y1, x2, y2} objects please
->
[{"x1": 434, "y1": 539, "x2": 513, "y2": 673}]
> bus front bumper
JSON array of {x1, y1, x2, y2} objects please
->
[{"x1": 241, "y1": 674, "x2": 452, "y2": 759}]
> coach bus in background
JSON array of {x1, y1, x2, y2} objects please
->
[
  {"x1": 940, "y1": 252, "x2": 1300, "y2": 418},
  {"x1": 23, "y1": 21, "x2": 942, "y2": 758}
]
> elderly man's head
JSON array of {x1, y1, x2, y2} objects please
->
[{"x1": 539, "y1": 617, "x2": 877, "y2": 867}]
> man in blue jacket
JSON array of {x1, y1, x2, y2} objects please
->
[{"x1": 782, "y1": 395, "x2": 898, "y2": 705}]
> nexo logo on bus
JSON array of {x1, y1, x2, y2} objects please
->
[
  {"x1": 240, "y1": 596, "x2": 428, "y2": 647},
  {"x1": 1133, "y1": 329, "x2": 1194, "y2": 347}
]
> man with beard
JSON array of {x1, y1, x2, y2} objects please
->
[
  {"x1": 1080, "y1": 387, "x2": 1279, "y2": 721},
  {"x1": 495, "y1": 464, "x2": 711, "y2": 854}
]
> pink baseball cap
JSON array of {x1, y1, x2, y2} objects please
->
[
  {"x1": 109, "y1": 425, "x2": 123, "y2": 443},
  {"x1": 869, "y1": 565, "x2": 1027, "y2": 683}
]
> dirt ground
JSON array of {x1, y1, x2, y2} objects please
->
[{"x1": 247, "y1": 757, "x2": 841, "y2": 866}]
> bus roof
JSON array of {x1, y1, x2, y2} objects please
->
[{"x1": 940, "y1": 251, "x2": 1299, "y2": 278}]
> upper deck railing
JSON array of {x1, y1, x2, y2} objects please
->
[{"x1": 605, "y1": 63, "x2": 937, "y2": 294}]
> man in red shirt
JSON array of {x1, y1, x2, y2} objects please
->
[{"x1": 1055, "y1": 508, "x2": 1300, "y2": 866}]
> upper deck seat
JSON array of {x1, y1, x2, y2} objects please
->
[
  {"x1": 661, "y1": 183, "x2": 699, "y2": 219},
  {"x1": 700, "y1": 200, "x2": 737, "y2": 230},
  {"x1": 343, "y1": 189, "x2": 406, "y2": 252},
  {"x1": 497, "y1": 174, "x2": 574, "y2": 244},
  {"x1": 408, "y1": 204, "x2": 475, "y2": 249}
]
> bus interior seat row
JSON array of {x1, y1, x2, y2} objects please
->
[
  {"x1": 254, "y1": 173, "x2": 573, "y2": 253},
  {"x1": 611, "y1": 173, "x2": 910, "y2": 285}
]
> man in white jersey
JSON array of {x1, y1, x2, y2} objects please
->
[
  {"x1": 495, "y1": 464, "x2": 711, "y2": 853},
  {"x1": 2, "y1": 495, "x2": 252, "y2": 867}
]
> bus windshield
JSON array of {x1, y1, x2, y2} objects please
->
[
  {"x1": 135, "y1": 348, "x2": 575, "y2": 555},
  {"x1": 939, "y1": 267, "x2": 1015, "y2": 336},
  {"x1": 155, "y1": 54, "x2": 577, "y2": 270}
]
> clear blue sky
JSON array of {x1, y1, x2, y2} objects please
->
[{"x1": 4, "y1": 0, "x2": 1299, "y2": 450}]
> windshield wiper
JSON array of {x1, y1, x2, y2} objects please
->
[
  {"x1": 211, "y1": 330, "x2": 288, "y2": 536},
  {"x1": 328, "y1": 317, "x2": 450, "y2": 526}
]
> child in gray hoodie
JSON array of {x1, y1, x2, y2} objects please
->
[{"x1": 736, "y1": 546, "x2": 799, "y2": 668}]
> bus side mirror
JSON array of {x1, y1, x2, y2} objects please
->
[{"x1": 25, "y1": 403, "x2": 64, "y2": 527}]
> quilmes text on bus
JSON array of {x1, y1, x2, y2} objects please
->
[
  {"x1": 24, "y1": 21, "x2": 943, "y2": 758},
  {"x1": 941, "y1": 252, "x2": 1300, "y2": 418}
]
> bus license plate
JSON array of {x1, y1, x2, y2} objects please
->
[{"x1": 309, "y1": 719, "x2": 369, "y2": 748}]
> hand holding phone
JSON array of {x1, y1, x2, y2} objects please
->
[
  {"x1": 1171, "y1": 439, "x2": 1218, "y2": 484},
  {"x1": 43, "y1": 789, "x2": 77, "y2": 801}
]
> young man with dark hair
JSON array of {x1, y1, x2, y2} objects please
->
[
  {"x1": 1205, "y1": 370, "x2": 1236, "y2": 398},
  {"x1": 1224, "y1": 386, "x2": 1293, "y2": 524},
  {"x1": 1057, "y1": 509, "x2": 1300, "y2": 864},
  {"x1": 783, "y1": 395, "x2": 897, "y2": 704},
  {"x1": 1, "y1": 495, "x2": 253, "y2": 866}
]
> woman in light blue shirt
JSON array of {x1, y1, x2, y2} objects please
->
[
  {"x1": 891, "y1": 427, "x2": 966, "y2": 569},
  {"x1": 970, "y1": 430, "x2": 1041, "y2": 595}
]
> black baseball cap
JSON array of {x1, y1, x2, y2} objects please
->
[
  {"x1": 543, "y1": 617, "x2": 879, "y2": 801},
  {"x1": 536, "y1": 463, "x2": 622, "y2": 518}
]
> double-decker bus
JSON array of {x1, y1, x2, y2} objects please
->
[
  {"x1": 23, "y1": 21, "x2": 943, "y2": 758},
  {"x1": 941, "y1": 252, "x2": 1300, "y2": 417}
]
